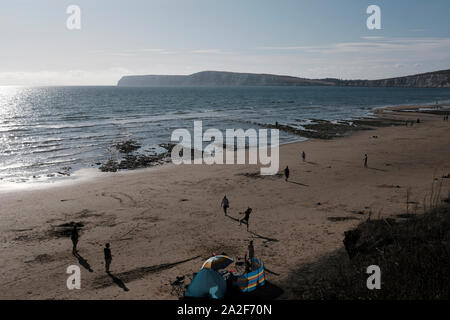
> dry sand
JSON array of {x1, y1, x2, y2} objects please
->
[{"x1": 0, "y1": 106, "x2": 449, "y2": 299}]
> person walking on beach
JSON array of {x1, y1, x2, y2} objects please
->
[
  {"x1": 302, "y1": 151, "x2": 306, "y2": 162},
  {"x1": 240, "y1": 207, "x2": 252, "y2": 231},
  {"x1": 284, "y1": 166, "x2": 290, "y2": 181},
  {"x1": 104, "y1": 243, "x2": 112, "y2": 273},
  {"x1": 221, "y1": 195, "x2": 230, "y2": 216},
  {"x1": 71, "y1": 225, "x2": 79, "y2": 254},
  {"x1": 364, "y1": 154, "x2": 368, "y2": 168}
]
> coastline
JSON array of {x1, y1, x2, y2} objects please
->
[{"x1": 0, "y1": 103, "x2": 449, "y2": 299}]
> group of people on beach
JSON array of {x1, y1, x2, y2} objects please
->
[
  {"x1": 68, "y1": 144, "x2": 373, "y2": 277},
  {"x1": 71, "y1": 226, "x2": 112, "y2": 273},
  {"x1": 220, "y1": 148, "x2": 370, "y2": 234},
  {"x1": 221, "y1": 195, "x2": 253, "y2": 231},
  {"x1": 218, "y1": 151, "x2": 307, "y2": 248}
]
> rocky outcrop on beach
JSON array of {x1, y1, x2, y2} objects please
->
[
  {"x1": 238, "y1": 118, "x2": 405, "y2": 140},
  {"x1": 117, "y1": 69, "x2": 450, "y2": 88},
  {"x1": 99, "y1": 140, "x2": 175, "y2": 172}
]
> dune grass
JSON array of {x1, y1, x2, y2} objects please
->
[{"x1": 289, "y1": 197, "x2": 450, "y2": 299}]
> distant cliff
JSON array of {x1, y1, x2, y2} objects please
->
[
  {"x1": 117, "y1": 69, "x2": 450, "y2": 88},
  {"x1": 117, "y1": 71, "x2": 334, "y2": 87},
  {"x1": 331, "y1": 69, "x2": 450, "y2": 88}
]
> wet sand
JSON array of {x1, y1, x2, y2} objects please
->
[{"x1": 0, "y1": 105, "x2": 449, "y2": 299}]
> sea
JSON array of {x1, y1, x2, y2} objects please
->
[{"x1": 1, "y1": 85, "x2": 449, "y2": 185}]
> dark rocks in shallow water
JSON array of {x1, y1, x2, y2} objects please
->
[
  {"x1": 352, "y1": 118, "x2": 406, "y2": 127},
  {"x1": 239, "y1": 119, "x2": 369, "y2": 140},
  {"x1": 99, "y1": 140, "x2": 177, "y2": 172},
  {"x1": 99, "y1": 153, "x2": 171, "y2": 172},
  {"x1": 57, "y1": 166, "x2": 72, "y2": 176},
  {"x1": 237, "y1": 117, "x2": 406, "y2": 140},
  {"x1": 114, "y1": 139, "x2": 142, "y2": 154},
  {"x1": 99, "y1": 159, "x2": 119, "y2": 172},
  {"x1": 117, "y1": 153, "x2": 168, "y2": 170},
  {"x1": 159, "y1": 143, "x2": 177, "y2": 153}
]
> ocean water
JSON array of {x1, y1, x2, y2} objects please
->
[{"x1": 1, "y1": 85, "x2": 449, "y2": 184}]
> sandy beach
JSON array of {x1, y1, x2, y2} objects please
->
[{"x1": 0, "y1": 106, "x2": 449, "y2": 300}]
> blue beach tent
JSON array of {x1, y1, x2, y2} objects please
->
[{"x1": 185, "y1": 268, "x2": 227, "y2": 299}]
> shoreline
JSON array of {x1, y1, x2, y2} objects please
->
[
  {"x1": 0, "y1": 103, "x2": 449, "y2": 299},
  {"x1": 3, "y1": 102, "x2": 447, "y2": 193}
]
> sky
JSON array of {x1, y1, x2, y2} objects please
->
[{"x1": 0, "y1": 0, "x2": 449, "y2": 85}]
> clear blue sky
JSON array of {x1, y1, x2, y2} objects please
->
[{"x1": 1, "y1": 0, "x2": 449, "y2": 85}]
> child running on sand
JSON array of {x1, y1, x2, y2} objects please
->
[
  {"x1": 284, "y1": 166, "x2": 290, "y2": 181},
  {"x1": 239, "y1": 207, "x2": 252, "y2": 231}
]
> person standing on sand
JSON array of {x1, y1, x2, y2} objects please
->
[
  {"x1": 240, "y1": 207, "x2": 252, "y2": 231},
  {"x1": 221, "y1": 195, "x2": 229, "y2": 216},
  {"x1": 364, "y1": 154, "x2": 368, "y2": 168},
  {"x1": 71, "y1": 226, "x2": 79, "y2": 254},
  {"x1": 284, "y1": 166, "x2": 290, "y2": 181},
  {"x1": 302, "y1": 151, "x2": 306, "y2": 162},
  {"x1": 248, "y1": 240, "x2": 254, "y2": 260},
  {"x1": 104, "y1": 243, "x2": 112, "y2": 273}
]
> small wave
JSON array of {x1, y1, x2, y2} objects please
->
[
  {"x1": 0, "y1": 127, "x2": 29, "y2": 133},
  {"x1": 31, "y1": 147, "x2": 71, "y2": 154}
]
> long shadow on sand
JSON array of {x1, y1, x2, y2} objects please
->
[
  {"x1": 225, "y1": 215, "x2": 279, "y2": 243},
  {"x1": 73, "y1": 252, "x2": 93, "y2": 272},
  {"x1": 225, "y1": 214, "x2": 240, "y2": 223},
  {"x1": 248, "y1": 231, "x2": 279, "y2": 243},
  {"x1": 287, "y1": 180, "x2": 309, "y2": 187},
  {"x1": 367, "y1": 166, "x2": 388, "y2": 172},
  {"x1": 107, "y1": 272, "x2": 129, "y2": 291},
  {"x1": 93, "y1": 255, "x2": 200, "y2": 289}
]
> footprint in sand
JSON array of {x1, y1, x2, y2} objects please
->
[{"x1": 101, "y1": 192, "x2": 137, "y2": 207}]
